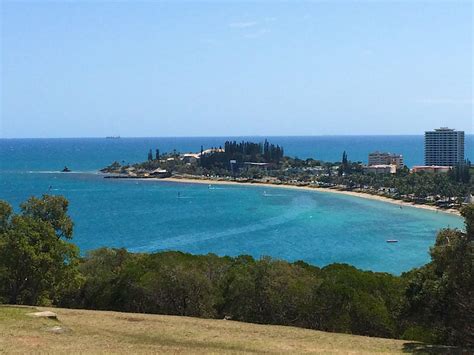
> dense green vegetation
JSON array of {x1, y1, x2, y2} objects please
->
[
  {"x1": 200, "y1": 140, "x2": 284, "y2": 170},
  {"x1": 322, "y1": 169, "x2": 471, "y2": 202},
  {"x1": 321, "y1": 154, "x2": 472, "y2": 204},
  {"x1": 0, "y1": 195, "x2": 472, "y2": 348},
  {"x1": 402, "y1": 208, "x2": 474, "y2": 346},
  {"x1": 0, "y1": 196, "x2": 82, "y2": 305},
  {"x1": 106, "y1": 140, "x2": 285, "y2": 176}
]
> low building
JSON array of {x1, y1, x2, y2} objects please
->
[
  {"x1": 181, "y1": 153, "x2": 200, "y2": 164},
  {"x1": 150, "y1": 168, "x2": 171, "y2": 178},
  {"x1": 199, "y1": 148, "x2": 225, "y2": 157},
  {"x1": 363, "y1": 164, "x2": 397, "y2": 174},
  {"x1": 124, "y1": 167, "x2": 137, "y2": 177},
  {"x1": 411, "y1": 166, "x2": 451, "y2": 173},
  {"x1": 368, "y1": 151, "x2": 404, "y2": 169},
  {"x1": 243, "y1": 162, "x2": 270, "y2": 170}
]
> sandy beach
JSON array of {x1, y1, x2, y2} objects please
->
[{"x1": 152, "y1": 176, "x2": 462, "y2": 216}]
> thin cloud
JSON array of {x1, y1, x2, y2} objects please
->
[
  {"x1": 415, "y1": 98, "x2": 473, "y2": 105},
  {"x1": 229, "y1": 21, "x2": 258, "y2": 29},
  {"x1": 244, "y1": 28, "x2": 270, "y2": 39}
]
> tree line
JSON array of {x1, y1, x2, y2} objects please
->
[
  {"x1": 200, "y1": 140, "x2": 284, "y2": 170},
  {"x1": 448, "y1": 160, "x2": 472, "y2": 184},
  {"x1": 315, "y1": 152, "x2": 472, "y2": 204},
  {"x1": 1, "y1": 195, "x2": 471, "y2": 348},
  {"x1": 322, "y1": 169, "x2": 471, "y2": 201},
  {"x1": 223, "y1": 140, "x2": 284, "y2": 164}
]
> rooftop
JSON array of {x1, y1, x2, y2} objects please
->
[
  {"x1": 366, "y1": 164, "x2": 396, "y2": 168},
  {"x1": 433, "y1": 127, "x2": 455, "y2": 131},
  {"x1": 412, "y1": 165, "x2": 452, "y2": 169}
]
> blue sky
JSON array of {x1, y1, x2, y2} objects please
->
[{"x1": 1, "y1": 1, "x2": 472, "y2": 138}]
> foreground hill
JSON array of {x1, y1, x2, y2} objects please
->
[{"x1": 1, "y1": 305, "x2": 426, "y2": 354}]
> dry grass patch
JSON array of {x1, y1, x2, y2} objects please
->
[{"x1": 0, "y1": 305, "x2": 414, "y2": 354}]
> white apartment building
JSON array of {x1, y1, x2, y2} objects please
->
[
  {"x1": 425, "y1": 127, "x2": 465, "y2": 166},
  {"x1": 368, "y1": 152, "x2": 404, "y2": 169}
]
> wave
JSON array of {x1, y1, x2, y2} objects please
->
[
  {"x1": 27, "y1": 170, "x2": 99, "y2": 175},
  {"x1": 263, "y1": 193, "x2": 286, "y2": 197},
  {"x1": 129, "y1": 198, "x2": 312, "y2": 253}
]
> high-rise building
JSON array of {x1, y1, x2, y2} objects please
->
[
  {"x1": 424, "y1": 127, "x2": 464, "y2": 166},
  {"x1": 368, "y1": 152, "x2": 404, "y2": 168}
]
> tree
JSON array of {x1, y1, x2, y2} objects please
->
[
  {"x1": 75, "y1": 248, "x2": 139, "y2": 311},
  {"x1": 0, "y1": 201, "x2": 12, "y2": 233},
  {"x1": 338, "y1": 151, "x2": 349, "y2": 176},
  {"x1": 0, "y1": 196, "x2": 82, "y2": 305},
  {"x1": 20, "y1": 195, "x2": 73, "y2": 239},
  {"x1": 448, "y1": 160, "x2": 471, "y2": 184},
  {"x1": 155, "y1": 149, "x2": 160, "y2": 161},
  {"x1": 463, "y1": 204, "x2": 474, "y2": 239},
  {"x1": 147, "y1": 149, "x2": 153, "y2": 161},
  {"x1": 402, "y1": 204, "x2": 474, "y2": 346}
]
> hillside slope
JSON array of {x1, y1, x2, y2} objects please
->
[{"x1": 0, "y1": 305, "x2": 419, "y2": 354}]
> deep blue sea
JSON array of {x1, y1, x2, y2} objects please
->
[{"x1": 1, "y1": 136, "x2": 470, "y2": 274}]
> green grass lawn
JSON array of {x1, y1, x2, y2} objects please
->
[{"x1": 0, "y1": 305, "x2": 424, "y2": 354}]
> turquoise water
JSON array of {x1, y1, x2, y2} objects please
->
[{"x1": 0, "y1": 137, "x2": 467, "y2": 274}]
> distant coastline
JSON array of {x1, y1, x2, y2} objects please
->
[
  {"x1": 98, "y1": 137, "x2": 470, "y2": 216},
  {"x1": 134, "y1": 175, "x2": 462, "y2": 216}
]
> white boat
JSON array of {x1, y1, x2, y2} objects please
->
[{"x1": 386, "y1": 239, "x2": 398, "y2": 243}]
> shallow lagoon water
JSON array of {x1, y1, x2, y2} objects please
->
[
  {"x1": 0, "y1": 137, "x2": 465, "y2": 274},
  {"x1": 0, "y1": 171, "x2": 463, "y2": 275}
]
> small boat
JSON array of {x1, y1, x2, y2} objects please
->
[
  {"x1": 61, "y1": 166, "x2": 71, "y2": 172},
  {"x1": 106, "y1": 136, "x2": 120, "y2": 139},
  {"x1": 386, "y1": 239, "x2": 398, "y2": 243}
]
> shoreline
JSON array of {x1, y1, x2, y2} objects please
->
[{"x1": 147, "y1": 176, "x2": 461, "y2": 216}]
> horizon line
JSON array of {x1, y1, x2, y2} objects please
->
[{"x1": 2, "y1": 133, "x2": 473, "y2": 140}]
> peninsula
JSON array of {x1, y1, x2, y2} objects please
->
[{"x1": 101, "y1": 140, "x2": 472, "y2": 215}]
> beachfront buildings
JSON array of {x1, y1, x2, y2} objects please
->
[
  {"x1": 411, "y1": 166, "x2": 451, "y2": 174},
  {"x1": 424, "y1": 127, "x2": 465, "y2": 166},
  {"x1": 363, "y1": 164, "x2": 397, "y2": 174},
  {"x1": 368, "y1": 152, "x2": 404, "y2": 169}
]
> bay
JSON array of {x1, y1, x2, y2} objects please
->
[{"x1": 0, "y1": 136, "x2": 467, "y2": 274}]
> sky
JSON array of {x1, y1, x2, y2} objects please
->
[{"x1": 1, "y1": 1, "x2": 472, "y2": 138}]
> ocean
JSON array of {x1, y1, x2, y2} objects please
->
[{"x1": 0, "y1": 136, "x2": 469, "y2": 274}]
